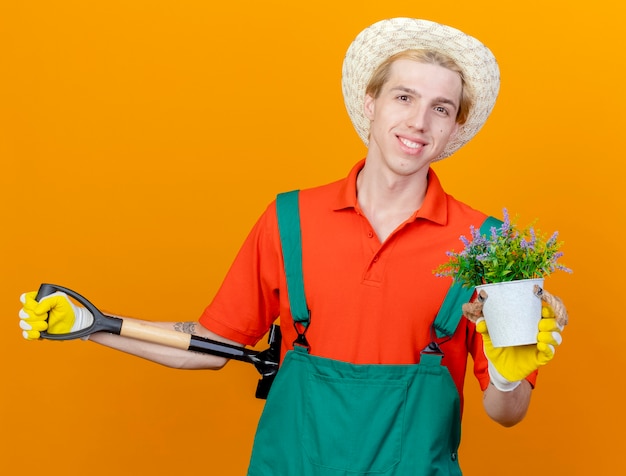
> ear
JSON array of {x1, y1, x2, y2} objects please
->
[{"x1": 364, "y1": 94, "x2": 376, "y2": 120}]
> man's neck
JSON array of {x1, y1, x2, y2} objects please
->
[{"x1": 356, "y1": 160, "x2": 429, "y2": 242}]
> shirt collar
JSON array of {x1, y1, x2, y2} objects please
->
[{"x1": 333, "y1": 159, "x2": 448, "y2": 226}]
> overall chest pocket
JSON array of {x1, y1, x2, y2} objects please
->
[{"x1": 302, "y1": 372, "x2": 408, "y2": 474}]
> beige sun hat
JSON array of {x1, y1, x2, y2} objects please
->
[{"x1": 342, "y1": 17, "x2": 500, "y2": 160}]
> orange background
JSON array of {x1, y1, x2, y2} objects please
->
[{"x1": 1, "y1": 1, "x2": 624, "y2": 474}]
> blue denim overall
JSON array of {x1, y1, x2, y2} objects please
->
[{"x1": 247, "y1": 191, "x2": 498, "y2": 476}]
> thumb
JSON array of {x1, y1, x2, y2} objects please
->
[
  {"x1": 475, "y1": 317, "x2": 496, "y2": 350},
  {"x1": 475, "y1": 317, "x2": 488, "y2": 335}
]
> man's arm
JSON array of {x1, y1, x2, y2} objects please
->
[
  {"x1": 483, "y1": 379, "x2": 532, "y2": 427},
  {"x1": 463, "y1": 288, "x2": 567, "y2": 427},
  {"x1": 19, "y1": 291, "x2": 242, "y2": 370},
  {"x1": 89, "y1": 317, "x2": 243, "y2": 370}
]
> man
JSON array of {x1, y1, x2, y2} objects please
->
[{"x1": 20, "y1": 18, "x2": 566, "y2": 475}]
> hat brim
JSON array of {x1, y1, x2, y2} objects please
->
[{"x1": 342, "y1": 18, "x2": 500, "y2": 160}]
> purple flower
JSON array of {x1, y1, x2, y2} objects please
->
[
  {"x1": 502, "y1": 208, "x2": 511, "y2": 233},
  {"x1": 520, "y1": 227, "x2": 536, "y2": 251},
  {"x1": 547, "y1": 231, "x2": 559, "y2": 246},
  {"x1": 490, "y1": 226, "x2": 499, "y2": 241},
  {"x1": 529, "y1": 228, "x2": 536, "y2": 248},
  {"x1": 434, "y1": 207, "x2": 571, "y2": 287},
  {"x1": 476, "y1": 253, "x2": 489, "y2": 262},
  {"x1": 556, "y1": 264, "x2": 574, "y2": 274}
]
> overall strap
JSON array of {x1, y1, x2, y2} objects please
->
[
  {"x1": 433, "y1": 216, "x2": 503, "y2": 338},
  {"x1": 276, "y1": 190, "x2": 310, "y2": 326}
]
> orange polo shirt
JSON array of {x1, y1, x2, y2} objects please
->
[{"x1": 199, "y1": 160, "x2": 505, "y2": 399}]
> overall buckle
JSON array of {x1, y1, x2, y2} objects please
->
[{"x1": 292, "y1": 320, "x2": 311, "y2": 353}]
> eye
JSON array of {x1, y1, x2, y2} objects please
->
[
  {"x1": 397, "y1": 95, "x2": 410, "y2": 102},
  {"x1": 434, "y1": 106, "x2": 449, "y2": 115}
]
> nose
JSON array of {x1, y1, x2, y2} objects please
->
[{"x1": 406, "y1": 104, "x2": 428, "y2": 131}]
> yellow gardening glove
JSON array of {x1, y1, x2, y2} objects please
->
[
  {"x1": 476, "y1": 304, "x2": 564, "y2": 391},
  {"x1": 19, "y1": 291, "x2": 93, "y2": 340}
]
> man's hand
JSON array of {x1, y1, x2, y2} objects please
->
[
  {"x1": 19, "y1": 291, "x2": 94, "y2": 340},
  {"x1": 467, "y1": 288, "x2": 567, "y2": 391}
]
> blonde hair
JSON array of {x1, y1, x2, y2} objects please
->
[{"x1": 365, "y1": 49, "x2": 473, "y2": 125}]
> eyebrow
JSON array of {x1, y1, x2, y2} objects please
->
[{"x1": 390, "y1": 86, "x2": 459, "y2": 111}]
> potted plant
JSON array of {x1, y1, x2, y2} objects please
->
[{"x1": 434, "y1": 209, "x2": 572, "y2": 346}]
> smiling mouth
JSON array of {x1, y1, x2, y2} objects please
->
[{"x1": 399, "y1": 137, "x2": 425, "y2": 149}]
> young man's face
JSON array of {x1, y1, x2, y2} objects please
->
[{"x1": 364, "y1": 59, "x2": 462, "y2": 177}]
